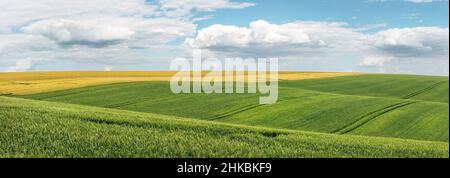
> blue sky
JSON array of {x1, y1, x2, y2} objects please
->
[
  {"x1": 196, "y1": 0, "x2": 449, "y2": 29},
  {"x1": 0, "y1": 0, "x2": 449, "y2": 75}
]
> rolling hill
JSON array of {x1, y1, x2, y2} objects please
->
[
  {"x1": 1, "y1": 72, "x2": 448, "y2": 158},
  {"x1": 23, "y1": 74, "x2": 449, "y2": 142},
  {"x1": 282, "y1": 74, "x2": 449, "y2": 103},
  {"x1": 0, "y1": 96, "x2": 448, "y2": 158}
]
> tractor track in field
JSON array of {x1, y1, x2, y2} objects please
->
[
  {"x1": 333, "y1": 101, "x2": 418, "y2": 135},
  {"x1": 208, "y1": 93, "x2": 312, "y2": 120},
  {"x1": 403, "y1": 80, "x2": 447, "y2": 99},
  {"x1": 211, "y1": 104, "x2": 262, "y2": 120}
]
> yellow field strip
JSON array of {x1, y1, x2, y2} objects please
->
[{"x1": 0, "y1": 71, "x2": 360, "y2": 95}]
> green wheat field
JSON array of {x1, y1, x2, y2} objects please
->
[{"x1": 0, "y1": 72, "x2": 448, "y2": 158}]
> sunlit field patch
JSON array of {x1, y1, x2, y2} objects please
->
[{"x1": 0, "y1": 71, "x2": 359, "y2": 95}]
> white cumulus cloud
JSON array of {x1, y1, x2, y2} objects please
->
[
  {"x1": 22, "y1": 19, "x2": 136, "y2": 47},
  {"x1": 186, "y1": 20, "x2": 449, "y2": 75},
  {"x1": 0, "y1": 0, "x2": 253, "y2": 71},
  {"x1": 370, "y1": 27, "x2": 449, "y2": 58},
  {"x1": 186, "y1": 20, "x2": 367, "y2": 57}
]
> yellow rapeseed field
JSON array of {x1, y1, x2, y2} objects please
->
[{"x1": 0, "y1": 71, "x2": 359, "y2": 95}]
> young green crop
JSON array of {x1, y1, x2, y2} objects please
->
[
  {"x1": 24, "y1": 75, "x2": 449, "y2": 142},
  {"x1": 0, "y1": 96, "x2": 448, "y2": 158},
  {"x1": 282, "y1": 74, "x2": 449, "y2": 103}
]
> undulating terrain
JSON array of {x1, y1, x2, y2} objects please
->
[{"x1": 0, "y1": 72, "x2": 448, "y2": 158}]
